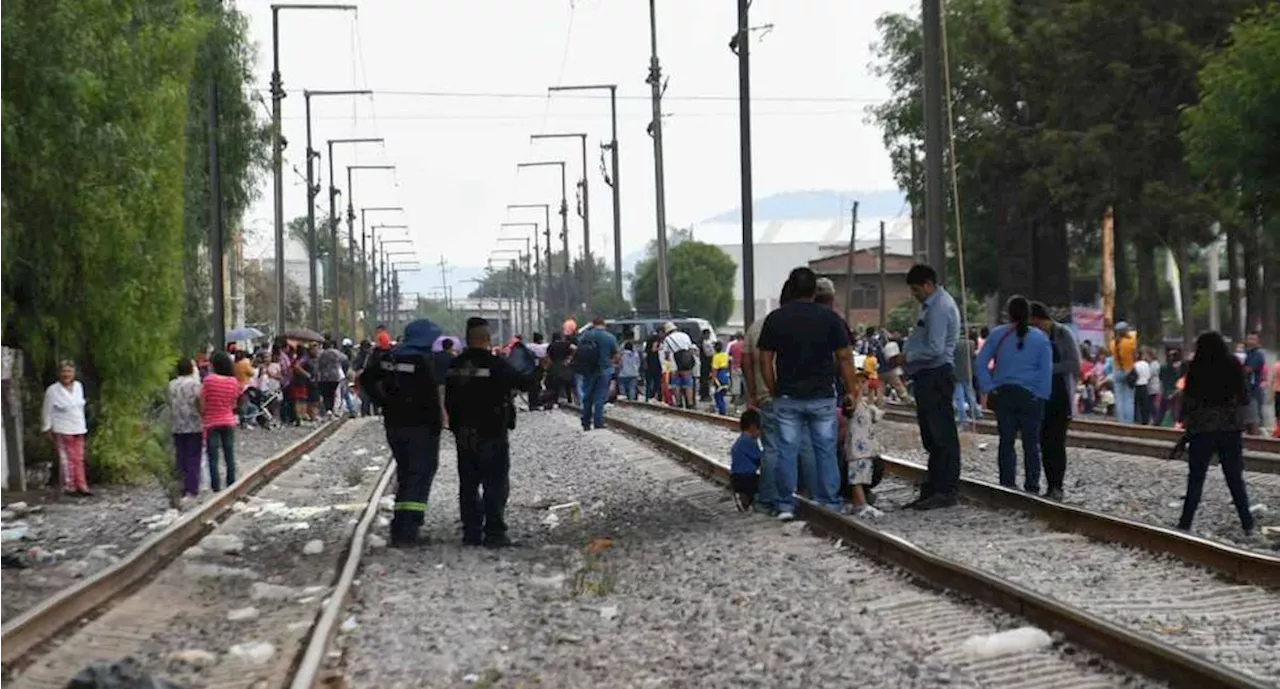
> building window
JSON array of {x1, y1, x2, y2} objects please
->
[{"x1": 850, "y1": 283, "x2": 879, "y2": 310}]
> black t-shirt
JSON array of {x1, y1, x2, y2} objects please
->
[{"x1": 757, "y1": 301, "x2": 851, "y2": 399}]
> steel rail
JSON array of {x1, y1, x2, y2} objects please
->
[
  {"x1": 0, "y1": 419, "x2": 346, "y2": 669},
  {"x1": 590, "y1": 408, "x2": 1270, "y2": 689},
  {"x1": 289, "y1": 455, "x2": 397, "y2": 689},
  {"x1": 877, "y1": 403, "x2": 1280, "y2": 473},
  {"x1": 614, "y1": 400, "x2": 1280, "y2": 586}
]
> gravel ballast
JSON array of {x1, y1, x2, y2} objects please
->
[
  {"x1": 605, "y1": 404, "x2": 1280, "y2": 684},
  {"x1": 1, "y1": 424, "x2": 317, "y2": 622},
  {"x1": 610, "y1": 403, "x2": 1280, "y2": 552},
  {"x1": 338, "y1": 411, "x2": 1162, "y2": 689},
  {"x1": 7, "y1": 417, "x2": 389, "y2": 689}
]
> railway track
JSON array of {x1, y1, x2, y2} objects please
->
[
  {"x1": 592, "y1": 402, "x2": 1280, "y2": 689},
  {"x1": 0, "y1": 417, "x2": 389, "y2": 689},
  {"x1": 877, "y1": 403, "x2": 1280, "y2": 473}
]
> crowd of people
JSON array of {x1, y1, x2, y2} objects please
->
[{"x1": 37, "y1": 264, "x2": 1271, "y2": 543}]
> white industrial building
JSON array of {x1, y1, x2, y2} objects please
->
[{"x1": 691, "y1": 214, "x2": 914, "y2": 330}]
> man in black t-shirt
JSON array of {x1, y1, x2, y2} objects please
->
[{"x1": 756, "y1": 267, "x2": 859, "y2": 518}]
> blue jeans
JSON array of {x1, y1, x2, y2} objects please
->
[
  {"x1": 954, "y1": 378, "x2": 982, "y2": 423},
  {"x1": 756, "y1": 403, "x2": 786, "y2": 512},
  {"x1": 773, "y1": 396, "x2": 841, "y2": 512},
  {"x1": 993, "y1": 384, "x2": 1045, "y2": 491},
  {"x1": 574, "y1": 374, "x2": 586, "y2": 404},
  {"x1": 1113, "y1": 371, "x2": 1134, "y2": 423},
  {"x1": 618, "y1": 376, "x2": 638, "y2": 401},
  {"x1": 580, "y1": 371, "x2": 610, "y2": 429}
]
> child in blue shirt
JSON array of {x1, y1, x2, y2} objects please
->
[{"x1": 730, "y1": 409, "x2": 763, "y2": 512}]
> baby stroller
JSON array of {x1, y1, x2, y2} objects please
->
[{"x1": 240, "y1": 386, "x2": 280, "y2": 429}]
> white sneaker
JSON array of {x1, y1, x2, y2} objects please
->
[
  {"x1": 855, "y1": 505, "x2": 884, "y2": 519},
  {"x1": 776, "y1": 511, "x2": 795, "y2": 522}
]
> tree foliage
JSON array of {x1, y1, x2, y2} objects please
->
[
  {"x1": 631, "y1": 233, "x2": 737, "y2": 327},
  {"x1": 178, "y1": 0, "x2": 269, "y2": 352},
  {"x1": 3, "y1": 0, "x2": 207, "y2": 481},
  {"x1": 867, "y1": 0, "x2": 1266, "y2": 342}
]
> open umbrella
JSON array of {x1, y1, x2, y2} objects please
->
[
  {"x1": 282, "y1": 328, "x2": 325, "y2": 343},
  {"x1": 432, "y1": 335, "x2": 461, "y2": 353},
  {"x1": 225, "y1": 327, "x2": 263, "y2": 342}
]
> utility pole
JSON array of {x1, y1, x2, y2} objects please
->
[
  {"x1": 530, "y1": 134, "x2": 590, "y2": 298},
  {"x1": 345, "y1": 164, "x2": 394, "y2": 337},
  {"x1": 361, "y1": 208, "x2": 403, "y2": 334},
  {"x1": 270, "y1": 3, "x2": 357, "y2": 336},
  {"x1": 304, "y1": 93, "x2": 319, "y2": 331},
  {"x1": 208, "y1": 75, "x2": 226, "y2": 348},
  {"x1": 844, "y1": 202, "x2": 859, "y2": 325},
  {"x1": 501, "y1": 223, "x2": 541, "y2": 334},
  {"x1": 548, "y1": 85, "x2": 623, "y2": 303},
  {"x1": 438, "y1": 255, "x2": 450, "y2": 310},
  {"x1": 878, "y1": 220, "x2": 888, "y2": 327},
  {"x1": 647, "y1": 0, "x2": 672, "y2": 313},
  {"x1": 324, "y1": 137, "x2": 382, "y2": 334},
  {"x1": 922, "y1": 0, "x2": 947, "y2": 281},
  {"x1": 516, "y1": 162, "x2": 569, "y2": 315},
  {"x1": 507, "y1": 203, "x2": 553, "y2": 331},
  {"x1": 733, "y1": 0, "x2": 755, "y2": 329}
]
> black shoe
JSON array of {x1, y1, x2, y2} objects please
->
[
  {"x1": 389, "y1": 534, "x2": 428, "y2": 548},
  {"x1": 462, "y1": 532, "x2": 483, "y2": 547},
  {"x1": 864, "y1": 489, "x2": 878, "y2": 507},
  {"x1": 482, "y1": 533, "x2": 516, "y2": 548},
  {"x1": 903, "y1": 494, "x2": 930, "y2": 510},
  {"x1": 914, "y1": 494, "x2": 958, "y2": 510}
]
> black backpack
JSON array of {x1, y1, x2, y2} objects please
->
[
  {"x1": 573, "y1": 336, "x2": 602, "y2": 374},
  {"x1": 673, "y1": 346, "x2": 695, "y2": 372}
]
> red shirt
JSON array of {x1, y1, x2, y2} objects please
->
[{"x1": 201, "y1": 374, "x2": 240, "y2": 429}]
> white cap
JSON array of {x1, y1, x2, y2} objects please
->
[{"x1": 341, "y1": 337, "x2": 353, "y2": 347}]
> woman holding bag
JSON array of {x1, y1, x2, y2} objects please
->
[{"x1": 974, "y1": 296, "x2": 1054, "y2": 492}]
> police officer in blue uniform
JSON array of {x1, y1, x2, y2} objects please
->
[
  {"x1": 445, "y1": 317, "x2": 532, "y2": 547},
  {"x1": 359, "y1": 319, "x2": 444, "y2": 547}
]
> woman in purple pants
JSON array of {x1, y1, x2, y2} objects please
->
[{"x1": 168, "y1": 358, "x2": 204, "y2": 499}]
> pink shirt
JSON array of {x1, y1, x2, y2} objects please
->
[
  {"x1": 727, "y1": 340, "x2": 743, "y2": 370},
  {"x1": 1272, "y1": 361, "x2": 1280, "y2": 393},
  {"x1": 201, "y1": 374, "x2": 240, "y2": 429}
]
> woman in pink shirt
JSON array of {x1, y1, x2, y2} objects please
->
[
  {"x1": 1272, "y1": 360, "x2": 1280, "y2": 438},
  {"x1": 202, "y1": 351, "x2": 241, "y2": 490}
]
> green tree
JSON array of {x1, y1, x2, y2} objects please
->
[
  {"x1": 1182, "y1": 4, "x2": 1280, "y2": 344},
  {"x1": 631, "y1": 236, "x2": 737, "y2": 326},
  {"x1": 412, "y1": 298, "x2": 468, "y2": 336},
  {"x1": 3, "y1": 0, "x2": 207, "y2": 481},
  {"x1": 177, "y1": 0, "x2": 270, "y2": 352},
  {"x1": 868, "y1": 0, "x2": 1260, "y2": 341}
]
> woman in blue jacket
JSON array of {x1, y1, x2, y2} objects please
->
[{"x1": 974, "y1": 296, "x2": 1054, "y2": 492}]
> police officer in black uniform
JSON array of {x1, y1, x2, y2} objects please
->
[
  {"x1": 359, "y1": 319, "x2": 444, "y2": 547},
  {"x1": 445, "y1": 317, "x2": 531, "y2": 547}
]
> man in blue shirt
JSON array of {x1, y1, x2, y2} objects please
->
[
  {"x1": 575, "y1": 316, "x2": 620, "y2": 431},
  {"x1": 898, "y1": 264, "x2": 963, "y2": 510}
]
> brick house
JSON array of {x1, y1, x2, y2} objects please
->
[{"x1": 808, "y1": 248, "x2": 915, "y2": 328}]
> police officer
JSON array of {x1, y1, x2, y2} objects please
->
[
  {"x1": 445, "y1": 317, "x2": 531, "y2": 547},
  {"x1": 360, "y1": 319, "x2": 444, "y2": 547}
]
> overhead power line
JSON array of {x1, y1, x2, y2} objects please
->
[{"x1": 256, "y1": 87, "x2": 882, "y2": 104}]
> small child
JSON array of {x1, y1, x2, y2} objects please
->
[
  {"x1": 730, "y1": 409, "x2": 763, "y2": 512},
  {"x1": 711, "y1": 341, "x2": 730, "y2": 415},
  {"x1": 846, "y1": 370, "x2": 884, "y2": 518}
]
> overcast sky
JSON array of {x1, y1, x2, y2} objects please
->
[{"x1": 238, "y1": 0, "x2": 916, "y2": 283}]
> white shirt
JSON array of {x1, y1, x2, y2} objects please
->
[
  {"x1": 881, "y1": 340, "x2": 903, "y2": 375},
  {"x1": 1133, "y1": 359, "x2": 1152, "y2": 386},
  {"x1": 1147, "y1": 361, "x2": 1162, "y2": 396},
  {"x1": 42, "y1": 381, "x2": 88, "y2": 435},
  {"x1": 661, "y1": 330, "x2": 695, "y2": 359}
]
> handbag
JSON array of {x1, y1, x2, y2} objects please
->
[{"x1": 983, "y1": 328, "x2": 1016, "y2": 411}]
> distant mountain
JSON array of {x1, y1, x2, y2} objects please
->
[{"x1": 702, "y1": 189, "x2": 907, "y2": 224}]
